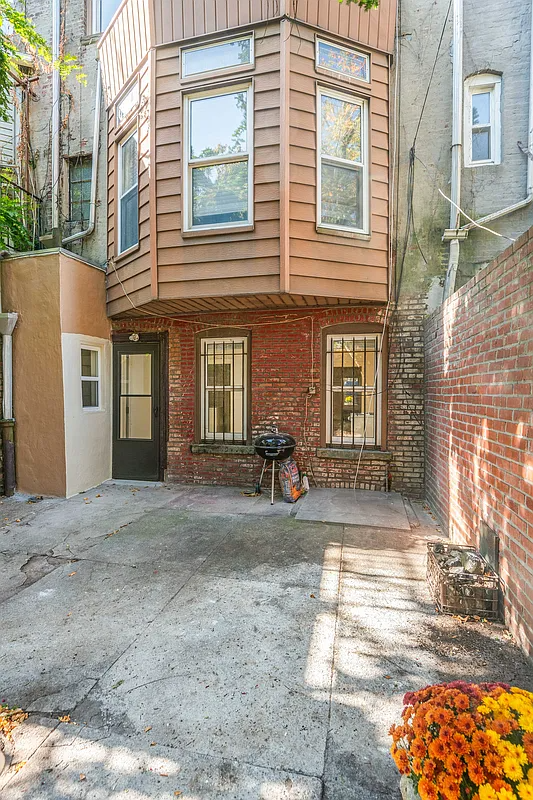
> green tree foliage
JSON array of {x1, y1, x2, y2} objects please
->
[
  {"x1": 0, "y1": 0, "x2": 83, "y2": 250},
  {"x1": 340, "y1": 0, "x2": 380, "y2": 9}
]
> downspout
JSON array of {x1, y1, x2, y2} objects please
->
[
  {"x1": 0, "y1": 270, "x2": 18, "y2": 496},
  {"x1": 460, "y1": 0, "x2": 533, "y2": 232},
  {"x1": 51, "y1": 0, "x2": 60, "y2": 235},
  {"x1": 62, "y1": 61, "x2": 102, "y2": 245},
  {"x1": 443, "y1": 0, "x2": 464, "y2": 300}
]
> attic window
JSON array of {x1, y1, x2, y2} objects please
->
[
  {"x1": 316, "y1": 39, "x2": 370, "y2": 83},
  {"x1": 116, "y1": 82, "x2": 139, "y2": 129},
  {"x1": 182, "y1": 35, "x2": 253, "y2": 78}
]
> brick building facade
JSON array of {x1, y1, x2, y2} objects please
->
[{"x1": 425, "y1": 227, "x2": 533, "y2": 654}]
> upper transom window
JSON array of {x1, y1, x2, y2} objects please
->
[
  {"x1": 184, "y1": 84, "x2": 253, "y2": 231},
  {"x1": 116, "y1": 82, "x2": 139, "y2": 130},
  {"x1": 182, "y1": 35, "x2": 254, "y2": 78},
  {"x1": 464, "y1": 74, "x2": 501, "y2": 167},
  {"x1": 318, "y1": 88, "x2": 369, "y2": 234},
  {"x1": 316, "y1": 39, "x2": 369, "y2": 83}
]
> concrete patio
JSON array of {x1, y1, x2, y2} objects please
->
[{"x1": 0, "y1": 483, "x2": 532, "y2": 799}]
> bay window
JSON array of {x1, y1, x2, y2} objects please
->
[
  {"x1": 325, "y1": 332, "x2": 381, "y2": 447},
  {"x1": 199, "y1": 335, "x2": 249, "y2": 442},
  {"x1": 117, "y1": 129, "x2": 139, "y2": 254},
  {"x1": 184, "y1": 84, "x2": 253, "y2": 231},
  {"x1": 318, "y1": 87, "x2": 369, "y2": 234}
]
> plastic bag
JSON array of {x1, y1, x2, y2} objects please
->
[{"x1": 278, "y1": 456, "x2": 303, "y2": 503}]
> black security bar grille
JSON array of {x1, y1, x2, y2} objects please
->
[
  {"x1": 326, "y1": 335, "x2": 379, "y2": 447},
  {"x1": 202, "y1": 338, "x2": 246, "y2": 442}
]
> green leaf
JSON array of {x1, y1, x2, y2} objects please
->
[{"x1": 339, "y1": 0, "x2": 380, "y2": 9}]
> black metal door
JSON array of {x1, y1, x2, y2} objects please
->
[{"x1": 113, "y1": 341, "x2": 160, "y2": 480}]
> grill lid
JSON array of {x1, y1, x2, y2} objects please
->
[{"x1": 254, "y1": 432, "x2": 296, "y2": 460}]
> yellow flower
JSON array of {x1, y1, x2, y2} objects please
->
[
  {"x1": 486, "y1": 730, "x2": 501, "y2": 745},
  {"x1": 529, "y1": 767, "x2": 533, "y2": 785},
  {"x1": 515, "y1": 744, "x2": 529, "y2": 766},
  {"x1": 503, "y1": 756, "x2": 524, "y2": 782},
  {"x1": 518, "y1": 784, "x2": 533, "y2": 800},
  {"x1": 479, "y1": 785, "x2": 498, "y2": 800},
  {"x1": 519, "y1": 714, "x2": 533, "y2": 733},
  {"x1": 497, "y1": 789, "x2": 515, "y2": 800}
]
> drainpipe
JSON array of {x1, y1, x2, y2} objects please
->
[
  {"x1": 51, "y1": 0, "x2": 61, "y2": 237},
  {"x1": 460, "y1": 0, "x2": 533, "y2": 232},
  {"x1": 0, "y1": 265, "x2": 18, "y2": 496},
  {"x1": 62, "y1": 61, "x2": 102, "y2": 245},
  {"x1": 443, "y1": 0, "x2": 464, "y2": 300}
]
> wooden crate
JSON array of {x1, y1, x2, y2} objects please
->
[{"x1": 426, "y1": 542, "x2": 501, "y2": 620}]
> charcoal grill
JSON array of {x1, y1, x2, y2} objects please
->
[{"x1": 254, "y1": 432, "x2": 297, "y2": 504}]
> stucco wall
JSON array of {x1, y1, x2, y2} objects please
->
[{"x1": 2, "y1": 254, "x2": 67, "y2": 496}]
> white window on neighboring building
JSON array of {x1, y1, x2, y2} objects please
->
[
  {"x1": 199, "y1": 336, "x2": 248, "y2": 442},
  {"x1": 325, "y1": 333, "x2": 381, "y2": 447},
  {"x1": 184, "y1": 84, "x2": 253, "y2": 231},
  {"x1": 318, "y1": 87, "x2": 369, "y2": 234},
  {"x1": 0, "y1": 93, "x2": 15, "y2": 167},
  {"x1": 117, "y1": 129, "x2": 139, "y2": 254},
  {"x1": 81, "y1": 347, "x2": 100, "y2": 409},
  {"x1": 92, "y1": 0, "x2": 122, "y2": 33},
  {"x1": 182, "y1": 35, "x2": 254, "y2": 78},
  {"x1": 316, "y1": 38, "x2": 370, "y2": 83},
  {"x1": 464, "y1": 74, "x2": 502, "y2": 167}
]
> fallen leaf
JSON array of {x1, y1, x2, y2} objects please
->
[
  {"x1": 159, "y1": 772, "x2": 169, "y2": 777},
  {"x1": 79, "y1": 774, "x2": 86, "y2": 781},
  {"x1": 15, "y1": 519, "x2": 20, "y2": 523},
  {"x1": 144, "y1": 726, "x2": 152, "y2": 732},
  {"x1": 174, "y1": 792, "x2": 183, "y2": 797},
  {"x1": 310, "y1": 594, "x2": 316, "y2": 599},
  {"x1": 384, "y1": 675, "x2": 392, "y2": 680},
  {"x1": 13, "y1": 761, "x2": 26, "y2": 773},
  {"x1": 58, "y1": 715, "x2": 71, "y2": 723},
  {"x1": 111, "y1": 680, "x2": 124, "y2": 690},
  {"x1": 68, "y1": 572, "x2": 77, "y2": 577},
  {"x1": 150, "y1": 741, "x2": 157, "y2": 746},
  {"x1": 95, "y1": 494, "x2": 101, "y2": 498}
]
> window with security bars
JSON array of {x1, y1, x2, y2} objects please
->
[
  {"x1": 200, "y1": 337, "x2": 247, "y2": 441},
  {"x1": 325, "y1": 334, "x2": 380, "y2": 446}
]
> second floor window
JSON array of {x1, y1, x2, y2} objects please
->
[
  {"x1": 184, "y1": 85, "x2": 253, "y2": 231},
  {"x1": 69, "y1": 156, "x2": 92, "y2": 225},
  {"x1": 91, "y1": 0, "x2": 121, "y2": 33},
  {"x1": 464, "y1": 74, "x2": 501, "y2": 167},
  {"x1": 118, "y1": 130, "x2": 139, "y2": 254},
  {"x1": 318, "y1": 88, "x2": 369, "y2": 234}
]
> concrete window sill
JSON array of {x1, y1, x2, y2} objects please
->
[
  {"x1": 316, "y1": 448, "x2": 392, "y2": 461},
  {"x1": 191, "y1": 443, "x2": 255, "y2": 456}
]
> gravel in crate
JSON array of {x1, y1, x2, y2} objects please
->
[{"x1": 427, "y1": 541, "x2": 501, "y2": 620}]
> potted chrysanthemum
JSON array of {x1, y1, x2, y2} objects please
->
[{"x1": 389, "y1": 681, "x2": 533, "y2": 800}]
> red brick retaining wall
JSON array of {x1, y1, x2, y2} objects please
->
[{"x1": 425, "y1": 228, "x2": 533, "y2": 655}]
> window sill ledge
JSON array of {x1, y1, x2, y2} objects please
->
[
  {"x1": 316, "y1": 448, "x2": 392, "y2": 461},
  {"x1": 316, "y1": 225, "x2": 371, "y2": 241},
  {"x1": 181, "y1": 224, "x2": 254, "y2": 239},
  {"x1": 191, "y1": 443, "x2": 255, "y2": 456}
]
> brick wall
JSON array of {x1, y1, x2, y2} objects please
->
[
  {"x1": 425, "y1": 227, "x2": 533, "y2": 655},
  {"x1": 114, "y1": 305, "x2": 417, "y2": 493}
]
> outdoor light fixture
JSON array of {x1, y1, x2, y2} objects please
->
[{"x1": 129, "y1": 332, "x2": 140, "y2": 342}]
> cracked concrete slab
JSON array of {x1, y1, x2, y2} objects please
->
[
  {"x1": 3, "y1": 723, "x2": 323, "y2": 799},
  {"x1": 1, "y1": 485, "x2": 532, "y2": 800},
  {"x1": 295, "y1": 489, "x2": 411, "y2": 530}
]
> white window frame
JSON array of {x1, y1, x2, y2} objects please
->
[
  {"x1": 183, "y1": 83, "x2": 254, "y2": 233},
  {"x1": 200, "y1": 336, "x2": 248, "y2": 442},
  {"x1": 81, "y1": 346, "x2": 101, "y2": 411},
  {"x1": 315, "y1": 38, "x2": 370, "y2": 84},
  {"x1": 464, "y1": 74, "x2": 501, "y2": 167},
  {"x1": 181, "y1": 34, "x2": 254, "y2": 79},
  {"x1": 91, "y1": 0, "x2": 121, "y2": 34},
  {"x1": 117, "y1": 128, "x2": 139, "y2": 255},
  {"x1": 115, "y1": 79, "x2": 140, "y2": 133},
  {"x1": 317, "y1": 87, "x2": 369, "y2": 235},
  {"x1": 325, "y1": 333, "x2": 381, "y2": 447}
]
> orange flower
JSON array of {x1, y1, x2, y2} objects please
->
[
  {"x1": 468, "y1": 760, "x2": 484, "y2": 785},
  {"x1": 471, "y1": 731, "x2": 491, "y2": 754},
  {"x1": 440, "y1": 774, "x2": 461, "y2": 800},
  {"x1": 456, "y1": 713, "x2": 477, "y2": 736},
  {"x1": 483, "y1": 752, "x2": 503, "y2": 776},
  {"x1": 423, "y1": 759, "x2": 436, "y2": 780},
  {"x1": 411, "y1": 738, "x2": 427, "y2": 759},
  {"x1": 453, "y1": 693, "x2": 471, "y2": 711},
  {"x1": 413, "y1": 716, "x2": 428, "y2": 736},
  {"x1": 492, "y1": 778, "x2": 513, "y2": 792},
  {"x1": 418, "y1": 777, "x2": 439, "y2": 800},
  {"x1": 434, "y1": 707, "x2": 454, "y2": 726},
  {"x1": 439, "y1": 725, "x2": 454, "y2": 742},
  {"x1": 392, "y1": 747, "x2": 409, "y2": 774},
  {"x1": 445, "y1": 753, "x2": 465, "y2": 780},
  {"x1": 452, "y1": 732, "x2": 470, "y2": 756},
  {"x1": 389, "y1": 724, "x2": 404, "y2": 743},
  {"x1": 489, "y1": 717, "x2": 512, "y2": 737},
  {"x1": 428, "y1": 738, "x2": 448, "y2": 761},
  {"x1": 412, "y1": 757, "x2": 423, "y2": 775}
]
